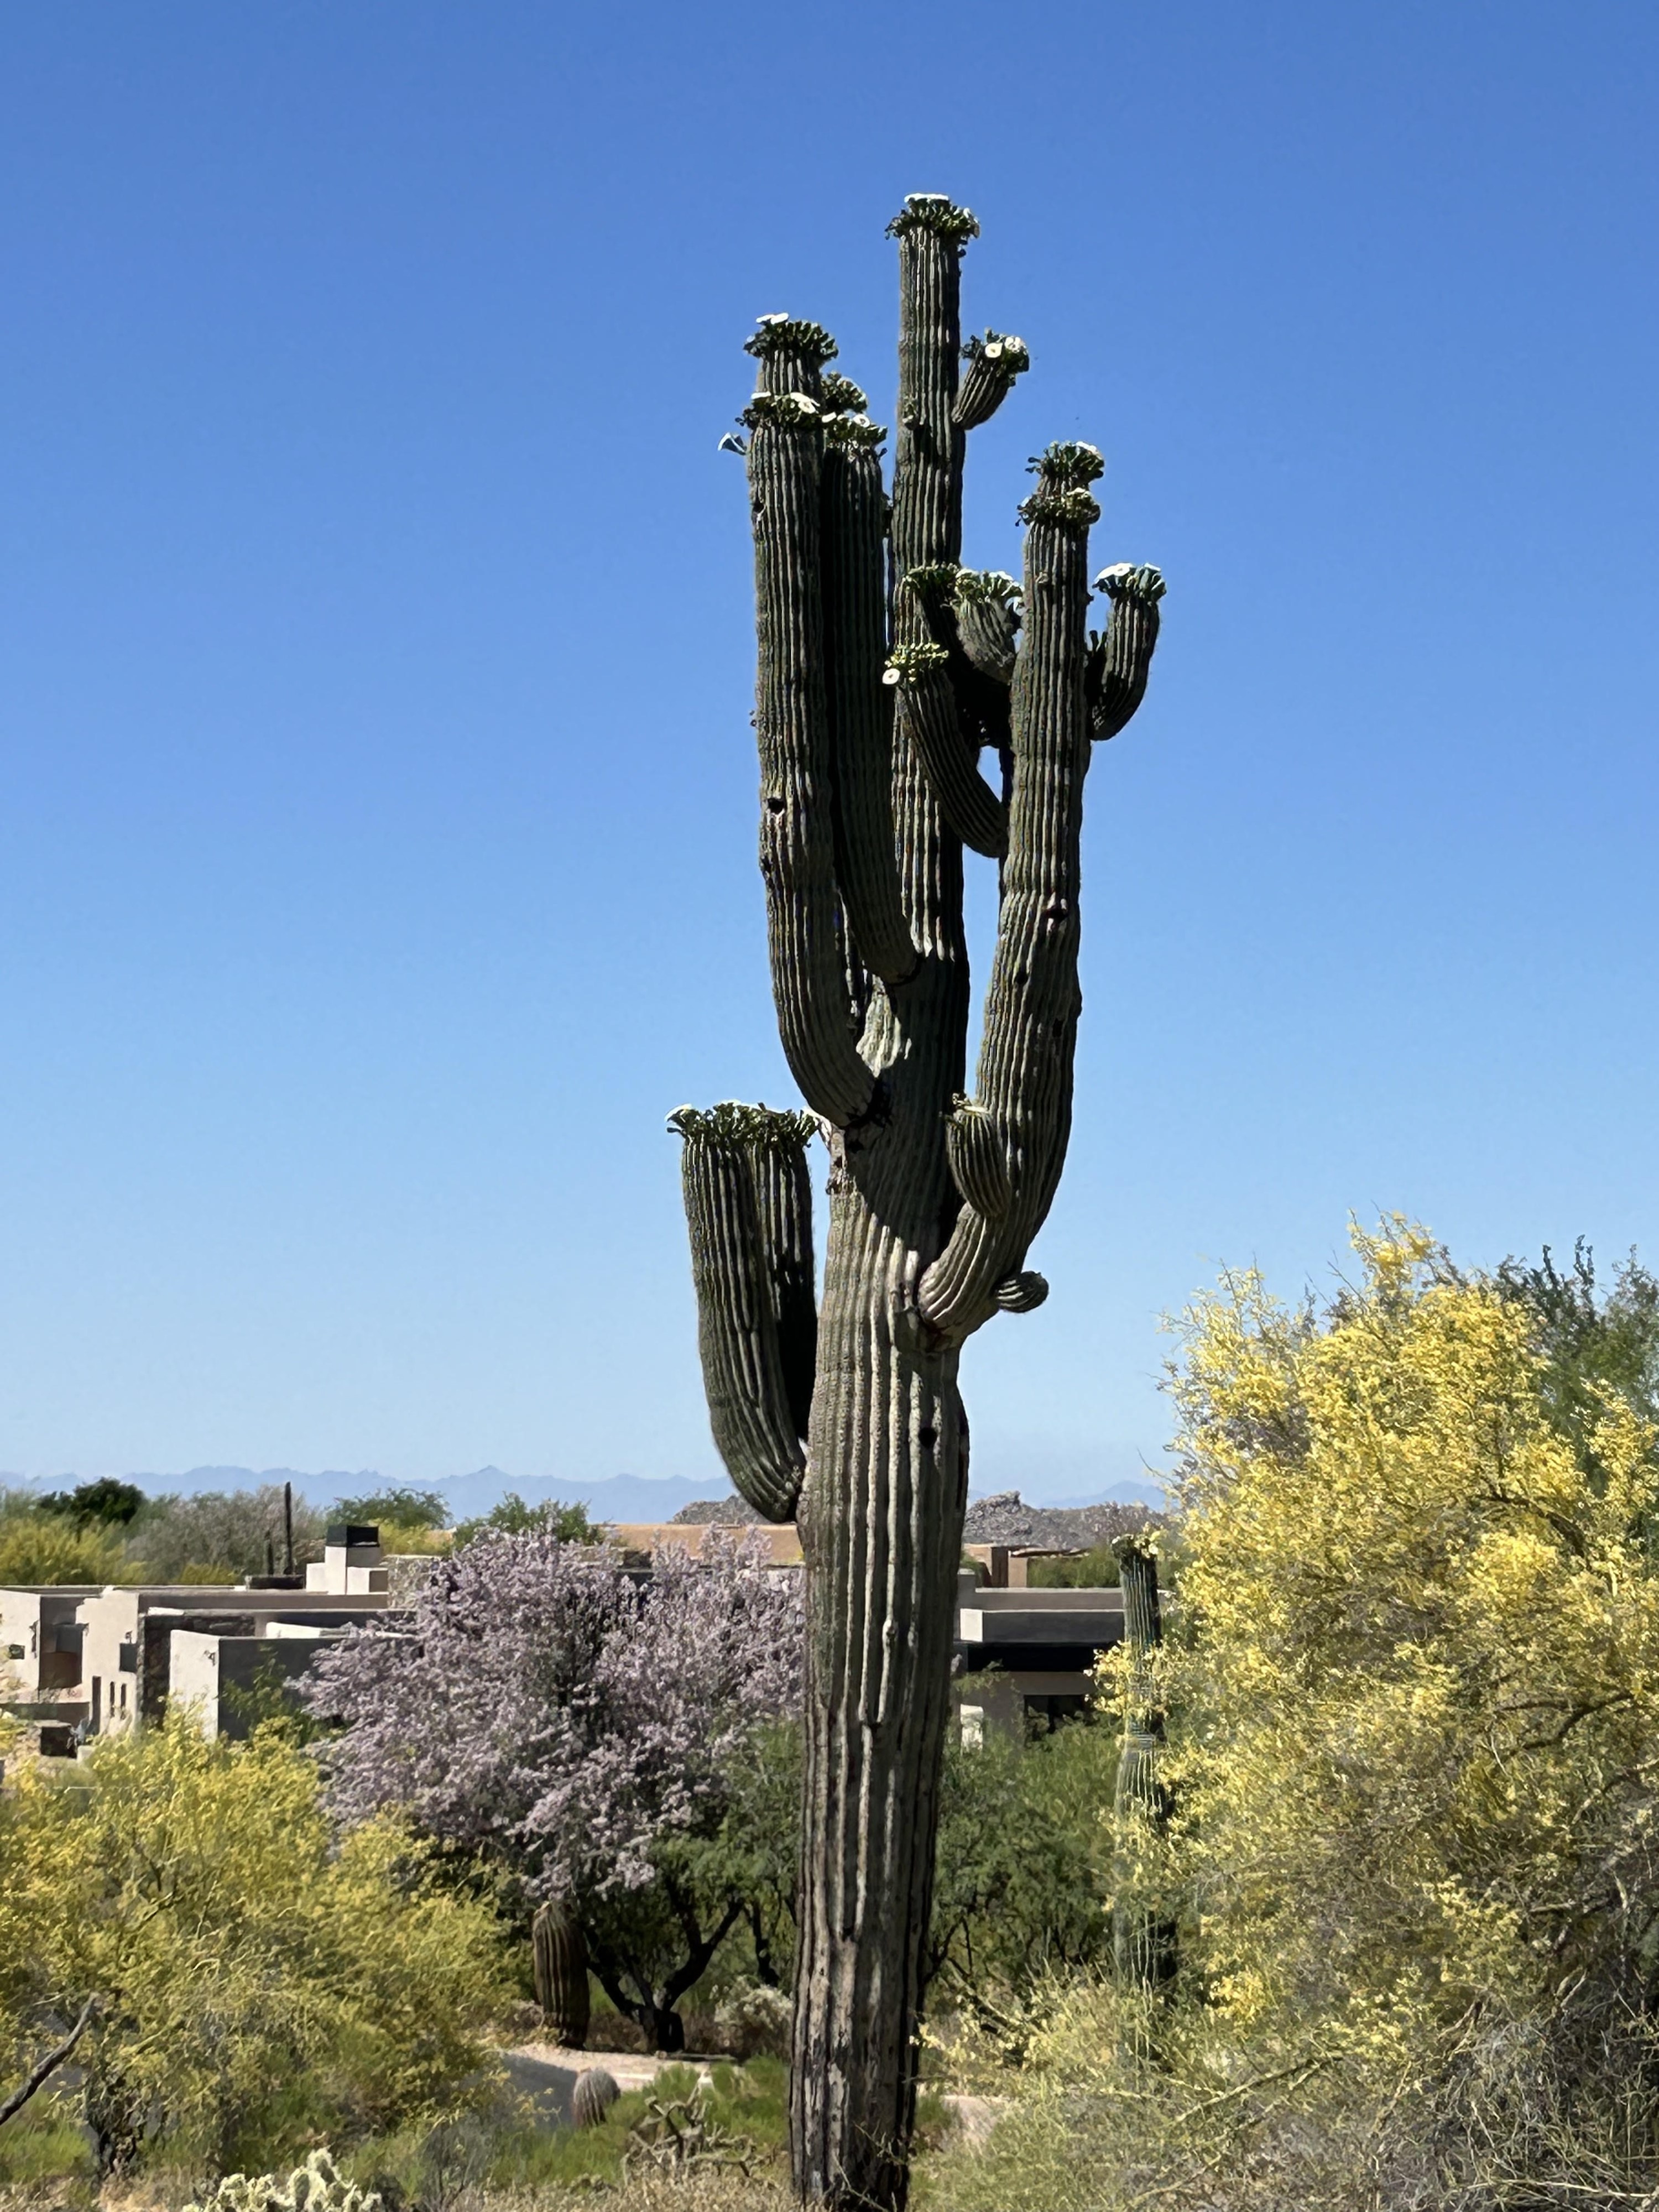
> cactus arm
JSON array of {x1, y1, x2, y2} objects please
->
[
  {"x1": 943, "y1": 1095, "x2": 1009, "y2": 1219},
  {"x1": 885, "y1": 195, "x2": 981, "y2": 959},
  {"x1": 748, "y1": 1112, "x2": 819, "y2": 1439},
  {"x1": 885, "y1": 644, "x2": 1008, "y2": 860},
  {"x1": 744, "y1": 324, "x2": 876, "y2": 1129},
  {"x1": 888, "y1": 196, "x2": 978, "y2": 570},
  {"x1": 821, "y1": 411, "x2": 915, "y2": 985},
  {"x1": 953, "y1": 331, "x2": 1030, "y2": 431},
  {"x1": 670, "y1": 1104, "x2": 818, "y2": 1523},
  {"x1": 1086, "y1": 563, "x2": 1166, "y2": 741},
  {"x1": 953, "y1": 570, "x2": 1021, "y2": 686},
  {"x1": 919, "y1": 445, "x2": 1103, "y2": 1336}
]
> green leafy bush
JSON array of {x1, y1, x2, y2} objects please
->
[
  {"x1": 928, "y1": 1704, "x2": 1116, "y2": 2025},
  {"x1": 0, "y1": 1509, "x2": 124, "y2": 1585},
  {"x1": 448, "y1": 1492, "x2": 601, "y2": 1548},
  {"x1": 1025, "y1": 1545, "x2": 1120, "y2": 1588},
  {"x1": 0, "y1": 1714, "x2": 510, "y2": 2176}
]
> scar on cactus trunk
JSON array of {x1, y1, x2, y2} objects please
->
[{"x1": 671, "y1": 195, "x2": 1165, "y2": 2210}]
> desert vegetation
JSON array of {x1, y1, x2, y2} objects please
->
[
  {"x1": 8, "y1": 1227, "x2": 1655, "y2": 2212},
  {"x1": 923, "y1": 1225, "x2": 1659, "y2": 2211}
]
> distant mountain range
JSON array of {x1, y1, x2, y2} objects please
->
[{"x1": 4, "y1": 1463, "x2": 1168, "y2": 1522}]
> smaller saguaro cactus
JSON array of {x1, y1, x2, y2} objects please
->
[
  {"x1": 1111, "y1": 1534, "x2": 1175, "y2": 1991},
  {"x1": 533, "y1": 1897, "x2": 592, "y2": 2049}
]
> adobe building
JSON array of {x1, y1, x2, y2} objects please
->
[
  {"x1": 0, "y1": 1585, "x2": 101, "y2": 1723},
  {"x1": 953, "y1": 1568, "x2": 1125, "y2": 1735},
  {"x1": 3, "y1": 1526, "x2": 406, "y2": 1745}
]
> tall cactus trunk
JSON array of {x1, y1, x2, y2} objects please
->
[
  {"x1": 792, "y1": 1205, "x2": 967, "y2": 2203},
  {"x1": 1112, "y1": 1537, "x2": 1175, "y2": 1995},
  {"x1": 672, "y1": 195, "x2": 1165, "y2": 2209}
]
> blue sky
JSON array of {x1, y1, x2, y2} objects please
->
[{"x1": 3, "y1": 2, "x2": 1655, "y2": 1500}]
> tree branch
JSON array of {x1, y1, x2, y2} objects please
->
[{"x1": 0, "y1": 1996, "x2": 100, "y2": 2131}]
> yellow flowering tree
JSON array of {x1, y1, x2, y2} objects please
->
[
  {"x1": 0, "y1": 1714, "x2": 508, "y2": 2176},
  {"x1": 928, "y1": 1224, "x2": 1659, "y2": 2212},
  {"x1": 1160, "y1": 1221, "x2": 1659, "y2": 2048}
]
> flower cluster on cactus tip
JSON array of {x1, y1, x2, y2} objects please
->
[
  {"x1": 963, "y1": 329, "x2": 1030, "y2": 372},
  {"x1": 825, "y1": 414, "x2": 885, "y2": 451},
  {"x1": 743, "y1": 315, "x2": 838, "y2": 363},
  {"x1": 885, "y1": 192, "x2": 980, "y2": 243},
  {"x1": 667, "y1": 1100, "x2": 820, "y2": 1149},
  {"x1": 1018, "y1": 485, "x2": 1102, "y2": 531},
  {"x1": 741, "y1": 391, "x2": 821, "y2": 429},
  {"x1": 1095, "y1": 561, "x2": 1168, "y2": 603},
  {"x1": 819, "y1": 372, "x2": 868, "y2": 416},
  {"x1": 953, "y1": 567, "x2": 1021, "y2": 607},
  {"x1": 900, "y1": 561, "x2": 961, "y2": 603},
  {"x1": 1028, "y1": 440, "x2": 1107, "y2": 486}
]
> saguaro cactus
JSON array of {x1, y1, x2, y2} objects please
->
[
  {"x1": 673, "y1": 195, "x2": 1164, "y2": 2209},
  {"x1": 532, "y1": 1897, "x2": 591, "y2": 2049},
  {"x1": 1110, "y1": 1535, "x2": 1174, "y2": 1992}
]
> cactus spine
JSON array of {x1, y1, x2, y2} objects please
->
[
  {"x1": 674, "y1": 197, "x2": 1164, "y2": 2209},
  {"x1": 1112, "y1": 1535, "x2": 1175, "y2": 1992},
  {"x1": 532, "y1": 1898, "x2": 591, "y2": 2051}
]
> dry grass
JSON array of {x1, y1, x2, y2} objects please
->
[
  {"x1": 484, "y1": 2182, "x2": 792, "y2": 2212},
  {"x1": 0, "y1": 2178, "x2": 795, "y2": 2212}
]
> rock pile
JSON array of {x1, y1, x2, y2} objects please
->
[{"x1": 962, "y1": 1489, "x2": 1167, "y2": 1549}]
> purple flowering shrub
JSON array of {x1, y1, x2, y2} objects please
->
[{"x1": 305, "y1": 1528, "x2": 802, "y2": 2048}]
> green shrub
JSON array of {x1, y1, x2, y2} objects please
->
[
  {"x1": 928, "y1": 1704, "x2": 1117, "y2": 2024},
  {"x1": 0, "y1": 1509, "x2": 123, "y2": 1585},
  {"x1": 0, "y1": 2093, "x2": 95, "y2": 2190},
  {"x1": 1025, "y1": 1544, "x2": 1120, "y2": 1588},
  {"x1": 0, "y1": 1714, "x2": 510, "y2": 2176}
]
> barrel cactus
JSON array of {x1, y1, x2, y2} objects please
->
[
  {"x1": 571, "y1": 2065, "x2": 620, "y2": 2131},
  {"x1": 532, "y1": 1897, "x2": 591, "y2": 2049},
  {"x1": 673, "y1": 194, "x2": 1164, "y2": 2209}
]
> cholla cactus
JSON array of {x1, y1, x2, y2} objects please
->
[
  {"x1": 184, "y1": 2151, "x2": 380, "y2": 2212},
  {"x1": 674, "y1": 194, "x2": 1164, "y2": 2209}
]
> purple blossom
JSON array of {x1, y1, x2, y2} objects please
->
[{"x1": 307, "y1": 1529, "x2": 802, "y2": 1901}]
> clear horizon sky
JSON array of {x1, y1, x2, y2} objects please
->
[{"x1": 3, "y1": 4, "x2": 1656, "y2": 1500}]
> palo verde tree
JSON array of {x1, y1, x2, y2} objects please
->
[{"x1": 672, "y1": 194, "x2": 1164, "y2": 2209}]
